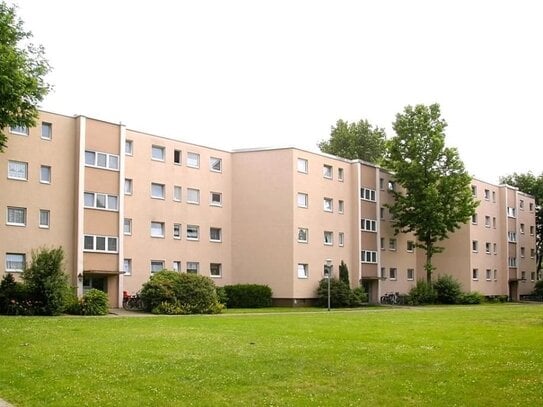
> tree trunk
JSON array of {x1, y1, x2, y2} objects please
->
[{"x1": 425, "y1": 242, "x2": 433, "y2": 284}]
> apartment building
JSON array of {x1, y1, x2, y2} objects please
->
[{"x1": 1, "y1": 111, "x2": 538, "y2": 306}]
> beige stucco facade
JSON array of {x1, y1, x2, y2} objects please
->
[{"x1": 1, "y1": 111, "x2": 539, "y2": 306}]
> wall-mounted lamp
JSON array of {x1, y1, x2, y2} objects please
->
[{"x1": 77, "y1": 273, "x2": 83, "y2": 283}]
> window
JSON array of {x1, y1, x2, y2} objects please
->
[
  {"x1": 297, "y1": 158, "x2": 308, "y2": 173},
  {"x1": 471, "y1": 214, "x2": 477, "y2": 224},
  {"x1": 297, "y1": 193, "x2": 308, "y2": 208},
  {"x1": 39, "y1": 209, "x2": 50, "y2": 228},
  {"x1": 323, "y1": 164, "x2": 333, "y2": 179},
  {"x1": 7, "y1": 207, "x2": 26, "y2": 226},
  {"x1": 531, "y1": 248, "x2": 536, "y2": 258},
  {"x1": 6, "y1": 253, "x2": 25, "y2": 272},
  {"x1": 338, "y1": 168, "x2": 344, "y2": 181},
  {"x1": 297, "y1": 228, "x2": 308, "y2": 243},
  {"x1": 125, "y1": 178, "x2": 133, "y2": 195},
  {"x1": 324, "y1": 231, "x2": 333, "y2": 245},
  {"x1": 493, "y1": 243, "x2": 498, "y2": 254},
  {"x1": 484, "y1": 189, "x2": 490, "y2": 200},
  {"x1": 123, "y1": 259, "x2": 132, "y2": 275},
  {"x1": 507, "y1": 207, "x2": 516, "y2": 218},
  {"x1": 361, "y1": 219, "x2": 377, "y2": 232},
  {"x1": 380, "y1": 237, "x2": 385, "y2": 250},
  {"x1": 172, "y1": 261, "x2": 181, "y2": 272},
  {"x1": 380, "y1": 267, "x2": 386, "y2": 279},
  {"x1": 339, "y1": 232, "x2": 344, "y2": 247},
  {"x1": 210, "y1": 192, "x2": 222, "y2": 206},
  {"x1": 187, "y1": 152, "x2": 200, "y2": 168},
  {"x1": 520, "y1": 247, "x2": 525, "y2": 257},
  {"x1": 389, "y1": 268, "x2": 397, "y2": 280},
  {"x1": 389, "y1": 238, "x2": 397, "y2": 251},
  {"x1": 530, "y1": 225, "x2": 535, "y2": 235},
  {"x1": 323, "y1": 198, "x2": 333, "y2": 212},
  {"x1": 379, "y1": 178, "x2": 385, "y2": 190},
  {"x1": 174, "y1": 149, "x2": 181, "y2": 164},
  {"x1": 492, "y1": 191, "x2": 496, "y2": 202},
  {"x1": 361, "y1": 250, "x2": 377, "y2": 263},
  {"x1": 484, "y1": 216, "x2": 491, "y2": 228},
  {"x1": 210, "y1": 157, "x2": 222, "y2": 172},
  {"x1": 186, "y1": 262, "x2": 199, "y2": 274},
  {"x1": 387, "y1": 181, "x2": 396, "y2": 191},
  {"x1": 520, "y1": 223, "x2": 525, "y2": 234},
  {"x1": 529, "y1": 202, "x2": 534, "y2": 211},
  {"x1": 174, "y1": 186, "x2": 182, "y2": 202},
  {"x1": 187, "y1": 225, "x2": 199, "y2": 240},
  {"x1": 471, "y1": 185, "x2": 477, "y2": 196},
  {"x1": 173, "y1": 223, "x2": 181, "y2": 239},
  {"x1": 151, "y1": 145, "x2": 165, "y2": 161},
  {"x1": 297, "y1": 263, "x2": 308, "y2": 279},
  {"x1": 10, "y1": 125, "x2": 28, "y2": 135},
  {"x1": 531, "y1": 272, "x2": 536, "y2": 281},
  {"x1": 492, "y1": 217, "x2": 497, "y2": 229},
  {"x1": 519, "y1": 199, "x2": 524, "y2": 209},
  {"x1": 41, "y1": 122, "x2": 52, "y2": 140},
  {"x1": 8, "y1": 161, "x2": 27, "y2": 180},
  {"x1": 210, "y1": 227, "x2": 222, "y2": 242},
  {"x1": 151, "y1": 183, "x2": 165, "y2": 199},
  {"x1": 150, "y1": 260, "x2": 164, "y2": 273},
  {"x1": 338, "y1": 200, "x2": 344, "y2": 214},
  {"x1": 125, "y1": 140, "x2": 133, "y2": 155},
  {"x1": 507, "y1": 231, "x2": 517, "y2": 242},
  {"x1": 124, "y1": 218, "x2": 132, "y2": 235},
  {"x1": 84, "y1": 192, "x2": 118, "y2": 210},
  {"x1": 521, "y1": 271, "x2": 526, "y2": 281},
  {"x1": 472, "y1": 240, "x2": 478, "y2": 252},
  {"x1": 485, "y1": 242, "x2": 491, "y2": 254},
  {"x1": 151, "y1": 222, "x2": 165, "y2": 238},
  {"x1": 472, "y1": 268, "x2": 479, "y2": 280},
  {"x1": 187, "y1": 188, "x2": 200, "y2": 204},
  {"x1": 85, "y1": 150, "x2": 119, "y2": 170},
  {"x1": 407, "y1": 241, "x2": 415, "y2": 252},
  {"x1": 486, "y1": 269, "x2": 492, "y2": 281},
  {"x1": 210, "y1": 263, "x2": 222, "y2": 278},
  {"x1": 360, "y1": 188, "x2": 376, "y2": 202},
  {"x1": 40, "y1": 165, "x2": 51, "y2": 184},
  {"x1": 380, "y1": 207, "x2": 385, "y2": 220},
  {"x1": 407, "y1": 268, "x2": 415, "y2": 281},
  {"x1": 494, "y1": 270, "x2": 498, "y2": 280},
  {"x1": 83, "y1": 235, "x2": 118, "y2": 253},
  {"x1": 508, "y1": 257, "x2": 517, "y2": 268}
]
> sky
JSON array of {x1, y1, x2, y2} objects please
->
[{"x1": 13, "y1": 0, "x2": 543, "y2": 184}]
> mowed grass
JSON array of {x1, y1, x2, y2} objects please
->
[{"x1": 0, "y1": 304, "x2": 542, "y2": 406}]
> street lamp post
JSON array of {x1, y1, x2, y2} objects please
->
[{"x1": 325, "y1": 259, "x2": 332, "y2": 311}]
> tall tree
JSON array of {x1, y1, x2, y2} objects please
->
[
  {"x1": 500, "y1": 172, "x2": 543, "y2": 275},
  {"x1": 0, "y1": 1, "x2": 51, "y2": 152},
  {"x1": 318, "y1": 119, "x2": 386, "y2": 163},
  {"x1": 384, "y1": 104, "x2": 478, "y2": 283}
]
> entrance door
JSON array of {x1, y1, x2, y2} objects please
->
[{"x1": 83, "y1": 276, "x2": 108, "y2": 294}]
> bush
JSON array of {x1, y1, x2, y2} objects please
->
[
  {"x1": 223, "y1": 284, "x2": 273, "y2": 308},
  {"x1": 140, "y1": 271, "x2": 223, "y2": 314},
  {"x1": 533, "y1": 280, "x2": 543, "y2": 297},
  {"x1": 215, "y1": 286, "x2": 228, "y2": 305},
  {"x1": 433, "y1": 275, "x2": 462, "y2": 304},
  {"x1": 316, "y1": 278, "x2": 366, "y2": 308},
  {"x1": 64, "y1": 289, "x2": 109, "y2": 315},
  {"x1": 0, "y1": 273, "x2": 31, "y2": 315},
  {"x1": 22, "y1": 247, "x2": 71, "y2": 315},
  {"x1": 407, "y1": 280, "x2": 437, "y2": 305},
  {"x1": 339, "y1": 261, "x2": 350, "y2": 287},
  {"x1": 458, "y1": 291, "x2": 484, "y2": 304}
]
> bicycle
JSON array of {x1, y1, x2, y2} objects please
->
[
  {"x1": 122, "y1": 291, "x2": 144, "y2": 311},
  {"x1": 380, "y1": 292, "x2": 401, "y2": 305}
]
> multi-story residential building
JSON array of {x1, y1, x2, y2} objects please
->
[{"x1": 1, "y1": 111, "x2": 538, "y2": 306}]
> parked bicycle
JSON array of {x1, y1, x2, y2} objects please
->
[
  {"x1": 122, "y1": 291, "x2": 144, "y2": 311},
  {"x1": 380, "y1": 292, "x2": 402, "y2": 305}
]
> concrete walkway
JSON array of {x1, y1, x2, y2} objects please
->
[{"x1": 0, "y1": 399, "x2": 14, "y2": 407}]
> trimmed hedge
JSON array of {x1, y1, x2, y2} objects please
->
[{"x1": 223, "y1": 284, "x2": 272, "y2": 308}]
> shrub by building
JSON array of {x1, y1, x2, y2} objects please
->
[{"x1": 223, "y1": 284, "x2": 273, "y2": 308}]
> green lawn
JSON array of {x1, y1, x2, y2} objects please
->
[{"x1": 0, "y1": 304, "x2": 542, "y2": 406}]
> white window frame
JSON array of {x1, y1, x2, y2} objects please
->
[
  {"x1": 83, "y1": 235, "x2": 118, "y2": 253},
  {"x1": 361, "y1": 188, "x2": 376, "y2": 202},
  {"x1": 85, "y1": 150, "x2": 119, "y2": 170},
  {"x1": 187, "y1": 152, "x2": 200, "y2": 168},
  {"x1": 407, "y1": 241, "x2": 415, "y2": 252},
  {"x1": 338, "y1": 200, "x2": 344, "y2": 214},
  {"x1": 39, "y1": 209, "x2": 50, "y2": 229},
  {"x1": 472, "y1": 240, "x2": 478, "y2": 252},
  {"x1": 8, "y1": 160, "x2": 28, "y2": 180},
  {"x1": 323, "y1": 164, "x2": 333, "y2": 179},
  {"x1": 174, "y1": 186, "x2": 182, "y2": 202},
  {"x1": 389, "y1": 268, "x2": 397, "y2": 280},
  {"x1": 173, "y1": 223, "x2": 181, "y2": 239},
  {"x1": 7, "y1": 207, "x2": 26, "y2": 226},
  {"x1": 151, "y1": 221, "x2": 165, "y2": 238},
  {"x1": 507, "y1": 207, "x2": 516, "y2": 218},
  {"x1": 174, "y1": 149, "x2": 182, "y2": 165},
  {"x1": 41, "y1": 122, "x2": 52, "y2": 140},
  {"x1": 6, "y1": 253, "x2": 25, "y2": 272},
  {"x1": 297, "y1": 193, "x2": 308, "y2": 208},
  {"x1": 484, "y1": 189, "x2": 490, "y2": 200},
  {"x1": 407, "y1": 268, "x2": 415, "y2": 281},
  {"x1": 40, "y1": 165, "x2": 51, "y2": 184},
  {"x1": 507, "y1": 231, "x2": 517, "y2": 242},
  {"x1": 10, "y1": 125, "x2": 29, "y2": 136},
  {"x1": 338, "y1": 168, "x2": 344, "y2": 182},
  {"x1": 172, "y1": 261, "x2": 181, "y2": 272},
  {"x1": 297, "y1": 158, "x2": 308, "y2": 174},
  {"x1": 210, "y1": 157, "x2": 222, "y2": 172},
  {"x1": 186, "y1": 262, "x2": 199, "y2": 274},
  {"x1": 210, "y1": 263, "x2": 222, "y2": 278},
  {"x1": 151, "y1": 183, "x2": 165, "y2": 199},
  {"x1": 210, "y1": 227, "x2": 222, "y2": 242},
  {"x1": 150, "y1": 260, "x2": 165, "y2": 273},
  {"x1": 125, "y1": 178, "x2": 133, "y2": 195},
  {"x1": 324, "y1": 231, "x2": 333, "y2": 245},
  {"x1": 472, "y1": 268, "x2": 479, "y2": 280},
  {"x1": 389, "y1": 238, "x2": 397, "y2": 251},
  {"x1": 123, "y1": 259, "x2": 132, "y2": 275},
  {"x1": 84, "y1": 192, "x2": 119, "y2": 211},
  {"x1": 361, "y1": 219, "x2": 377, "y2": 232},
  {"x1": 187, "y1": 188, "x2": 200, "y2": 204},
  {"x1": 210, "y1": 192, "x2": 222, "y2": 206},
  {"x1": 124, "y1": 218, "x2": 132, "y2": 235},
  {"x1": 485, "y1": 242, "x2": 491, "y2": 254},
  {"x1": 484, "y1": 216, "x2": 491, "y2": 228},
  {"x1": 323, "y1": 198, "x2": 333, "y2": 212},
  {"x1": 361, "y1": 250, "x2": 377, "y2": 263},
  {"x1": 151, "y1": 145, "x2": 165, "y2": 161},
  {"x1": 297, "y1": 263, "x2": 309, "y2": 279},
  {"x1": 186, "y1": 225, "x2": 199, "y2": 240},
  {"x1": 125, "y1": 140, "x2": 133, "y2": 156},
  {"x1": 339, "y1": 232, "x2": 344, "y2": 247},
  {"x1": 297, "y1": 228, "x2": 308, "y2": 243}
]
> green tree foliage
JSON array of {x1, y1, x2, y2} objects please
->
[
  {"x1": 500, "y1": 172, "x2": 543, "y2": 274},
  {"x1": 316, "y1": 278, "x2": 367, "y2": 307},
  {"x1": 0, "y1": 1, "x2": 51, "y2": 152},
  {"x1": 140, "y1": 270, "x2": 223, "y2": 314},
  {"x1": 385, "y1": 104, "x2": 478, "y2": 283},
  {"x1": 533, "y1": 280, "x2": 543, "y2": 297},
  {"x1": 318, "y1": 119, "x2": 386, "y2": 163},
  {"x1": 338, "y1": 260, "x2": 349, "y2": 287},
  {"x1": 22, "y1": 247, "x2": 70, "y2": 315},
  {"x1": 433, "y1": 274, "x2": 462, "y2": 304}
]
